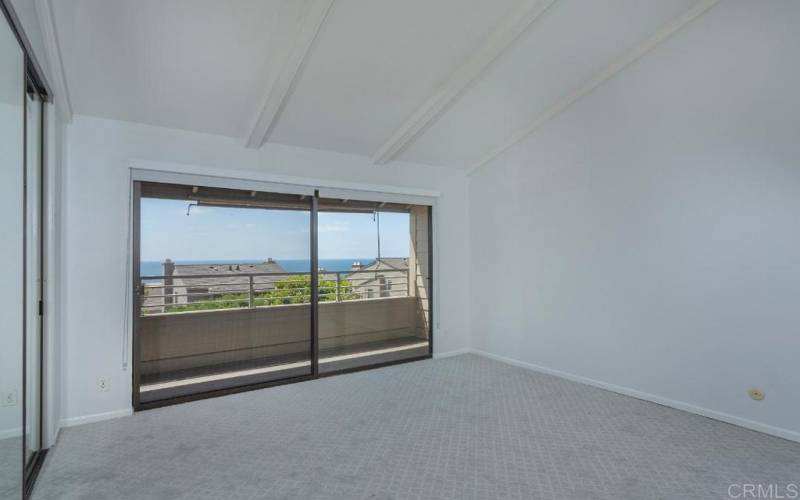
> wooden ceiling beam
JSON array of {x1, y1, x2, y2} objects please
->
[
  {"x1": 371, "y1": 0, "x2": 557, "y2": 165},
  {"x1": 244, "y1": 0, "x2": 335, "y2": 149},
  {"x1": 467, "y1": 0, "x2": 720, "y2": 175}
]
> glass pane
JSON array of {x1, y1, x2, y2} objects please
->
[
  {"x1": 24, "y1": 93, "x2": 42, "y2": 468},
  {"x1": 317, "y1": 201, "x2": 431, "y2": 374},
  {"x1": 137, "y1": 184, "x2": 312, "y2": 404},
  {"x1": 0, "y1": 18, "x2": 25, "y2": 499}
]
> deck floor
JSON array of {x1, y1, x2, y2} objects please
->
[{"x1": 140, "y1": 336, "x2": 429, "y2": 402}]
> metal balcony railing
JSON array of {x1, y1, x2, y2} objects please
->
[{"x1": 139, "y1": 269, "x2": 411, "y2": 316}]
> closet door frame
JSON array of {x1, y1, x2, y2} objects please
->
[
  {"x1": 22, "y1": 74, "x2": 48, "y2": 500},
  {"x1": 1, "y1": 1, "x2": 52, "y2": 497}
]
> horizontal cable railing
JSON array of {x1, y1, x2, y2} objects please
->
[{"x1": 139, "y1": 269, "x2": 411, "y2": 316}]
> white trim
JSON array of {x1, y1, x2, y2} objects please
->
[
  {"x1": 317, "y1": 187, "x2": 435, "y2": 207},
  {"x1": 372, "y1": 0, "x2": 556, "y2": 165},
  {"x1": 60, "y1": 408, "x2": 133, "y2": 428},
  {"x1": 432, "y1": 198, "x2": 441, "y2": 341},
  {"x1": 244, "y1": 0, "x2": 335, "y2": 149},
  {"x1": 470, "y1": 349, "x2": 800, "y2": 444},
  {"x1": 127, "y1": 157, "x2": 442, "y2": 398},
  {"x1": 50, "y1": 424, "x2": 60, "y2": 445},
  {"x1": 42, "y1": 103, "x2": 62, "y2": 448},
  {"x1": 35, "y1": 0, "x2": 73, "y2": 123},
  {"x1": 467, "y1": 0, "x2": 720, "y2": 175},
  {"x1": 131, "y1": 167, "x2": 315, "y2": 198},
  {"x1": 433, "y1": 347, "x2": 471, "y2": 359},
  {"x1": 128, "y1": 159, "x2": 440, "y2": 198}
]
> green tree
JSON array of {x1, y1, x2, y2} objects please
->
[
  {"x1": 162, "y1": 275, "x2": 360, "y2": 314},
  {"x1": 258, "y1": 275, "x2": 360, "y2": 305},
  {"x1": 168, "y1": 291, "x2": 250, "y2": 313}
]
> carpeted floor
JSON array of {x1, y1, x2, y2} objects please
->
[
  {"x1": 0, "y1": 436, "x2": 22, "y2": 498},
  {"x1": 32, "y1": 355, "x2": 800, "y2": 499}
]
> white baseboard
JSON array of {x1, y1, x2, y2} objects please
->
[
  {"x1": 60, "y1": 408, "x2": 133, "y2": 428},
  {"x1": 50, "y1": 424, "x2": 60, "y2": 446},
  {"x1": 470, "y1": 348, "x2": 800, "y2": 444},
  {"x1": 50, "y1": 351, "x2": 800, "y2": 444},
  {"x1": 433, "y1": 347, "x2": 471, "y2": 359}
]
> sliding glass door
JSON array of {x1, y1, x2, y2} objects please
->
[
  {"x1": 134, "y1": 183, "x2": 314, "y2": 406},
  {"x1": 133, "y1": 182, "x2": 432, "y2": 408},
  {"x1": 317, "y1": 198, "x2": 431, "y2": 373},
  {"x1": 23, "y1": 89, "x2": 43, "y2": 480}
]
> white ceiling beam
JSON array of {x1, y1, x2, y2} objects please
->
[
  {"x1": 467, "y1": 0, "x2": 719, "y2": 176},
  {"x1": 371, "y1": 0, "x2": 557, "y2": 165},
  {"x1": 244, "y1": 0, "x2": 334, "y2": 149},
  {"x1": 35, "y1": 0, "x2": 73, "y2": 123}
]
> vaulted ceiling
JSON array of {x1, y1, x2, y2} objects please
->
[{"x1": 41, "y1": 0, "x2": 717, "y2": 171}]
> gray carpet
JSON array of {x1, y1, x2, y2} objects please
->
[
  {"x1": 0, "y1": 436, "x2": 22, "y2": 498},
  {"x1": 32, "y1": 355, "x2": 800, "y2": 499}
]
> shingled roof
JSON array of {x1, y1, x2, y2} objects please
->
[{"x1": 170, "y1": 260, "x2": 289, "y2": 294}]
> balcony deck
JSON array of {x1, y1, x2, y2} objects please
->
[
  {"x1": 136, "y1": 270, "x2": 430, "y2": 404},
  {"x1": 139, "y1": 336, "x2": 429, "y2": 401}
]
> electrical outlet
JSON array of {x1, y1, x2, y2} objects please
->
[
  {"x1": 1, "y1": 390, "x2": 18, "y2": 407},
  {"x1": 97, "y1": 378, "x2": 109, "y2": 392}
]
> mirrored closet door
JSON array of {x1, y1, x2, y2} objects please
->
[
  {"x1": 23, "y1": 87, "x2": 43, "y2": 485},
  {"x1": 0, "y1": 13, "x2": 25, "y2": 499},
  {"x1": 1, "y1": 1, "x2": 50, "y2": 496}
]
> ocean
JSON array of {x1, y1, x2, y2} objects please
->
[{"x1": 140, "y1": 259, "x2": 375, "y2": 278}]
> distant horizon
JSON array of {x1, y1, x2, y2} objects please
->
[
  {"x1": 139, "y1": 257, "x2": 404, "y2": 277},
  {"x1": 139, "y1": 257, "x2": 405, "y2": 263}
]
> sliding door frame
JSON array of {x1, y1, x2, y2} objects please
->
[
  {"x1": 0, "y1": 1, "x2": 51, "y2": 98},
  {"x1": 131, "y1": 181, "x2": 317, "y2": 411},
  {"x1": 131, "y1": 182, "x2": 433, "y2": 411},
  {"x1": 316, "y1": 204, "x2": 434, "y2": 380},
  {"x1": 22, "y1": 75, "x2": 49, "y2": 500},
  {"x1": 131, "y1": 181, "x2": 141, "y2": 410},
  {"x1": 310, "y1": 191, "x2": 320, "y2": 377},
  {"x1": 2, "y1": 0, "x2": 52, "y2": 497}
]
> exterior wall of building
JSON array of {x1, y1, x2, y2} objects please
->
[
  {"x1": 347, "y1": 265, "x2": 409, "y2": 299},
  {"x1": 409, "y1": 206, "x2": 431, "y2": 339}
]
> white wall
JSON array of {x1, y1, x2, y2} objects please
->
[
  {"x1": 61, "y1": 115, "x2": 469, "y2": 424},
  {"x1": 469, "y1": 1, "x2": 800, "y2": 441}
]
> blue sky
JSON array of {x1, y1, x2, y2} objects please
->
[{"x1": 140, "y1": 198, "x2": 410, "y2": 261}]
